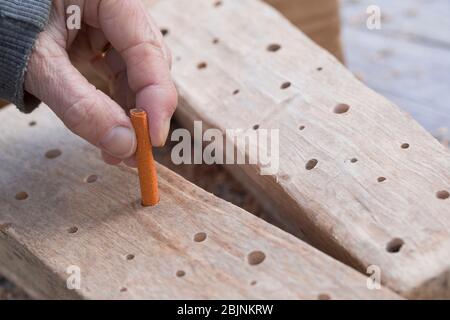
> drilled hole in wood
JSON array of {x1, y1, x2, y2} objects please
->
[
  {"x1": 253, "y1": 124, "x2": 260, "y2": 130},
  {"x1": 247, "y1": 251, "x2": 266, "y2": 266},
  {"x1": 436, "y1": 190, "x2": 450, "y2": 200},
  {"x1": 213, "y1": 38, "x2": 219, "y2": 44},
  {"x1": 318, "y1": 293, "x2": 331, "y2": 300},
  {"x1": 120, "y1": 287, "x2": 127, "y2": 293},
  {"x1": 160, "y1": 28, "x2": 169, "y2": 36},
  {"x1": 233, "y1": 89, "x2": 240, "y2": 95},
  {"x1": 194, "y1": 232, "x2": 207, "y2": 242},
  {"x1": 29, "y1": 120, "x2": 36, "y2": 126},
  {"x1": 334, "y1": 104, "x2": 350, "y2": 114},
  {"x1": 126, "y1": 254, "x2": 135, "y2": 261},
  {"x1": 267, "y1": 44, "x2": 281, "y2": 52},
  {"x1": 377, "y1": 177, "x2": 387, "y2": 183},
  {"x1": 85, "y1": 175, "x2": 98, "y2": 183},
  {"x1": 45, "y1": 149, "x2": 62, "y2": 159},
  {"x1": 299, "y1": 125, "x2": 306, "y2": 131},
  {"x1": 197, "y1": 62, "x2": 207, "y2": 70},
  {"x1": 67, "y1": 226, "x2": 78, "y2": 234},
  {"x1": 401, "y1": 143, "x2": 410, "y2": 149},
  {"x1": 15, "y1": 191, "x2": 28, "y2": 200},
  {"x1": 350, "y1": 158, "x2": 358, "y2": 163},
  {"x1": 305, "y1": 159, "x2": 318, "y2": 170},
  {"x1": 281, "y1": 82, "x2": 291, "y2": 89},
  {"x1": 386, "y1": 238, "x2": 404, "y2": 253},
  {"x1": 176, "y1": 270, "x2": 186, "y2": 277}
]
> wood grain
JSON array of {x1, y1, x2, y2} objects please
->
[
  {"x1": 149, "y1": 0, "x2": 450, "y2": 298},
  {"x1": 0, "y1": 105, "x2": 398, "y2": 299}
]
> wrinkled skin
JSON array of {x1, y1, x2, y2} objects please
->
[{"x1": 25, "y1": 0, "x2": 178, "y2": 166}]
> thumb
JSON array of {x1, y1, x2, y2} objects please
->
[{"x1": 25, "y1": 45, "x2": 136, "y2": 159}]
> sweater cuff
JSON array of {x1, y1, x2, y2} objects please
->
[{"x1": 0, "y1": 0, "x2": 52, "y2": 113}]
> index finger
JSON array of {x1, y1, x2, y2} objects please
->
[{"x1": 84, "y1": 0, "x2": 177, "y2": 146}]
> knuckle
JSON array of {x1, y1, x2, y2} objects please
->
[
  {"x1": 61, "y1": 93, "x2": 99, "y2": 139},
  {"x1": 100, "y1": 0, "x2": 125, "y2": 21},
  {"x1": 141, "y1": 40, "x2": 165, "y2": 61},
  {"x1": 123, "y1": 40, "x2": 164, "y2": 62}
]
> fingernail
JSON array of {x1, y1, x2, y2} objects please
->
[
  {"x1": 157, "y1": 119, "x2": 171, "y2": 147},
  {"x1": 100, "y1": 126, "x2": 136, "y2": 158}
]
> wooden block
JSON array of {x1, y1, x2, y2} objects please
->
[
  {"x1": 0, "y1": 105, "x2": 398, "y2": 299},
  {"x1": 149, "y1": 0, "x2": 450, "y2": 298}
]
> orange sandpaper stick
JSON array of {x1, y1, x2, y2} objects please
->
[{"x1": 130, "y1": 108, "x2": 160, "y2": 206}]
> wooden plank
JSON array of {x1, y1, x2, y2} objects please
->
[
  {"x1": 149, "y1": 0, "x2": 450, "y2": 298},
  {"x1": 265, "y1": 0, "x2": 344, "y2": 62},
  {"x1": 0, "y1": 105, "x2": 398, "y2": 299}
]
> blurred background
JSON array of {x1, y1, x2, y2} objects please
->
[
  {"x1": 1, "y1": 0, "x2": 449, "y2": 299},
  {"x1": 341, "y1": 0, "x2": 450, "y2": 146}
]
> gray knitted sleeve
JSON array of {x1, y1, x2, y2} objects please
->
[{"x1": 0, "y1": 0, "x2": 52, "y2": 113}]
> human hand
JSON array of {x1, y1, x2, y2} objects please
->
[{"x1": 25, "y1": 0, "x2": 178, "y2": 166}]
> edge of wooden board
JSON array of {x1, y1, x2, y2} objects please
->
[
  {"x1": 0, "y1": 105, "x2": 400, "y2": 299},
  {"x1": 150, "y1": 0, "x2": 450, "y2": 298}
]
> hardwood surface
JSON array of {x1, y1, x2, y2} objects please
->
[
  {"x1": 149, "y1": 0, "x2": 450, "y2": 298},
  {"x1": 0, "y1": 105, "x2": 399, "y2": 299},
  {"x1": 1, "y1": 0, "x2": 448, "y2": 300}
]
